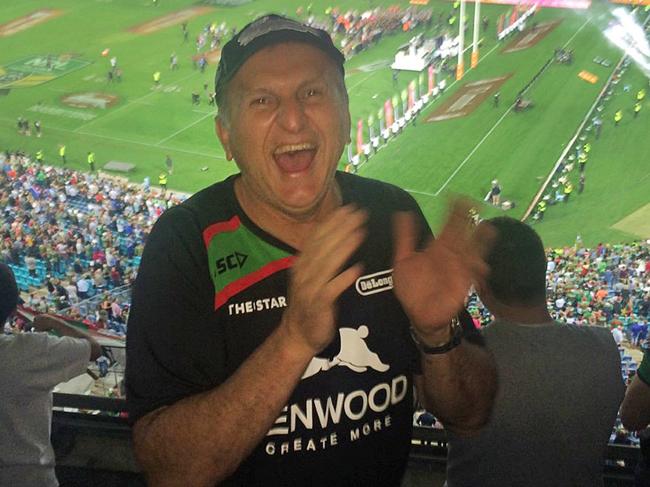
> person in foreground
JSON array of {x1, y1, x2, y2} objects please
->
[
  {"x1": 621, "y1": 349, "x2": 650, "y2": 486},
  {"x1": 125, "y1": 14, "x2": 497, "y2": 487},
  {"x1": 0, "y1": 263, "x2": 101, "y2": 487},
  {"x1": 445, "y1": 217, "x2": 625, "y2": 487}
]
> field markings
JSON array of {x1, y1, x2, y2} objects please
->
[
  {"x1": 0, "y1": 116, "x2": 225, "y2": 160},
  {"x1": 348, "y1": 72, "x2": 377, "y2": 93},
  {"x1": 72, "y1": 71, "x2": 200, "y2": 133},
  {"x1": 156, "y1": 111, "x2": 215, "y2": 146},
  {"x1": 434, "y1": 105, "x2": 516, "y2": 196},
  {"x1": 428, "y1": 18, "x2": 591, "y2": 197}
]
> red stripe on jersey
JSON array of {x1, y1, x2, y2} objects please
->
[
  {"x1": 202, "y1": 215, "x2": 241, "y2": 247},
  {"x1": 214, "y1": 256, "x2": 296, "y2": 309}
]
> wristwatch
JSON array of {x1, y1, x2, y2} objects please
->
[{"x1": 410, "y1": 317, "x2": 462, "y2": 355}]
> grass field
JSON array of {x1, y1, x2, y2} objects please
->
[{"x1": 1, "y1": 0, "x2": 648, "y2": 247}]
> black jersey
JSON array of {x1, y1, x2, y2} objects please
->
[{"x1": 126, "y1": 172, "x2": 431, "y2": 486}]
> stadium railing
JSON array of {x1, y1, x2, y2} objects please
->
[{"x1": 51, "y1": 394, "x2": 639, "y2": 485}]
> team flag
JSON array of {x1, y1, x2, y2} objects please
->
[
  {"x1": 510, "y1": 7, "x2": 518, "y2": 25},
  {"x1": 356, "y1": 119, "x2": 364, "y2": 154},
  {"x1": 408, "y1": 81, "x2": 416, "y2": 109},
  {"x1": 367, "y1": 114, "x2": 375, "y2": 138},
  {"x1": 497, "y1": 14, "x2": 505, "y2": 35},
  {"x1": 385, "y1": 99, "x2": 393, "y2": 126}
]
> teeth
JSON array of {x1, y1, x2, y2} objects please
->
[{"x1": 274, "y1": 143, "x2": 315, "y2": 155}]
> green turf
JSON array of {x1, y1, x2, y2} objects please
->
[{"x1": 0, "y1": 0, "x2": 648, "y2": 246}]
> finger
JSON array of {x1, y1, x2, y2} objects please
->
[
  {"x1": 436, "y1": 198, "x2": 474, "y2": 248},
  {"x1": 296, "y1": 210, "x2": 367, "y2": 282},
  {"x1": 299, "y1": 206, "x2": 366, "y2": 262},
  {"x1": 311, "y1": 204, "x2": 365, "y2": 243},
  {"x1": 297, "y1": 225, "x2": 367, "y2": 291},
  {"x1": 323, "y1": 262, "x2": 365, "y2": 303},
  {"x1": 392, "y1": 211, "x2": 417, "y2": 264}
]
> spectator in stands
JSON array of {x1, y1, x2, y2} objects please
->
[
  {"x1": 445, "y1": 217, "x2": 624, "y2": 487},
  {"x1": 0, "y1": 262, "x2": 101, "y2": 487},
  {"x1": 0, "y1": 149, "x2": 180, "y2": 302},
  {"x1": 76, "y1": 274, "x2": 90, "y2": 300},
  {"x1": 126, "y1": 15, "x2": 496, "y2": 487}
]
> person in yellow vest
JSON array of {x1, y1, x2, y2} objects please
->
[
  {"x1": 87, "y1": 151, "x2": 95, "y2": 171},
  {"x1": 59, "y1": 144, "x2": 66, "y2": 165},
  {"x1": 563, "y1": 181, "x2": 573, "y2": 203},
  {"x1": 634, "y1": 102, "x2": 642, "y2": 118},
  {"x1": 536, "y1": 200, "x2": 547, "y2": 221},
  {"x1": 583, "y1": 142, "x2": 591, "y2": 154},
  {"x1": 35, "y1": 149, "x2": 44, "y2": 164},
  {"x1": 578, "y1": 152, "x2": 588, "y2": 173},
  {"x1": 153, "y1": 71, "x2": 161, "y2": 87},
  {"x1": 158, "y1": 172, "x2": 168, "y2": 192},
  {"x1": 614, "y1": 109, "x2": 622, "y2": 126},
  {"x1": 637, "y1": 88, "x2": 646, "y2": 102}
]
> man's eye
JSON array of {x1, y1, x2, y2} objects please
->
[{"x1": 252, "y1": 97, "x2": 267, "y2": 105}]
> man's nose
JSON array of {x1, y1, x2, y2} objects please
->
[{"x1": 277, "y1": 98, "x2": 307, "y2": 133}]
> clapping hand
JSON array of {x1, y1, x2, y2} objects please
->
[{"x1": 392, "y1": 200, "x2": 494, "y2": 345}]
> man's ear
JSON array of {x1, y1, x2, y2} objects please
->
[{"x1": 215, "y1": 117, "x2": 233, "y2": 161}]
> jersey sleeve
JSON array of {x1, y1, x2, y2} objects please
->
[
  {"x1": 7, "y1": 333, "x2": 91, "y2": 389},
  {"x1": 125, "y1": 205, "x2": 218, "y2": 424}
]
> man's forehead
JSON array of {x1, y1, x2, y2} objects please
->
[{"x1": 232, "y1": 42, "x2": 339, "y2": 89}]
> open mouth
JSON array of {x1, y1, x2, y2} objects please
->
[{"x1": 273, "y1": 143, "x2": 317, "y2": 173}]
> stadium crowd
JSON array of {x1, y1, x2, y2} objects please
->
[
  {"x1": 321, "y1": 6, "x2": 434, "y2": 58},
  {"x1": 4, "y1": 147, "x2": 648, "y2": 338},
  {"x1": 466, "y1": 239, "x2": 650, "y2": 336},
  {"x1": 0, "y1": 149, "x2": 184, "y2": 318}
]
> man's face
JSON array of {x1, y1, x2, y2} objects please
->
[{"x1": 216, "y1": 42, "x2": 351, "y2": 219}]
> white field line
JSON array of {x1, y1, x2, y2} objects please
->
[
  {"x1": 431, "y1": 18, "x2": 590, "y2": 197},
  {"x1": 156, "y1": 111, "x2": 215, "y2": 145},
  {"x1": 434, "y1": 105, "x2": 516, "y2": 196},
  {"x1": 0, "y1": 116, "x2": 225, "y2": 160},
  {"x1": 73, "y1": 71, "x2": 200, "y2": 132}
]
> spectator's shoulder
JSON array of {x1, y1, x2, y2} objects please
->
[{"x1": 568, "y1": 324, "x2": 618, "y2": 351}]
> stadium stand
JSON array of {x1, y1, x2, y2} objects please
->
[{"x1": 0, "y1": 150, "x2": 182, "y2": 300}]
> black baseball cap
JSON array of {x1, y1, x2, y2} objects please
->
[{"x1": 214, "y1": 14, "x2": 345, "y2": 100}]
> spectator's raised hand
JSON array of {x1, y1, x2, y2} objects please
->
[{"x1": 392, "y1": 200, "x2": 494, "y2": 344}]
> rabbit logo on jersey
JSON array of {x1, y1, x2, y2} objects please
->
[
  {"x1": 265, "y1": 326, "x2": 408, "y2": 457},
  {"x1": 301, "y1": 325, "x2": 389, "y2": 379}
]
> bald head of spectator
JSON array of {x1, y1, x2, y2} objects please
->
[
  {"x1": 0, "y1": 263, "x2": 19, "y2": 324},
  {"x1": 477, "y1": 217, "x2": 552, "y2": 324}
]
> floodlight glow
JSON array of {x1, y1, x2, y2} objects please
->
[{"x1": 603, "y1": 8, "x2": 650, "y2": 77}]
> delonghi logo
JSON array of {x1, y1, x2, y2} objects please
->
[
  {"x1": 355, "y1": 269, "x2": 393, "y2": 296},
  {"x1": 216, "y1": 251, "x2": 248, "y2": 275},
  {"x1": 301, "y1": 325, "x2": 389, "y2": 380}
]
